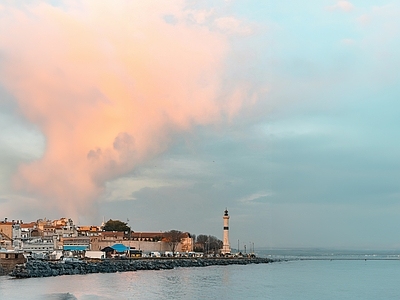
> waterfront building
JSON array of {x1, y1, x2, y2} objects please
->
[
  {"x1": 61, "y1": 237, "x2": 90, "y2": 258},
  {"x1": 0, "y1": 219, "x2": 13, "y2": 242},
  {"x1": 11, "y1": 222, "x2": 22, "y2": 250},
  {"x1": 221, "y1": 209, "x2": 231, "y2": 254},
  {"x1": 1, "y1": 219, "x2": 28, "y2": 250},
  {"x1": 178, "y1": 233, "x2": 194, "y2": 253},
  {"x1": 131, "y1": 232, "x2": 193, "y2": 253},
  {"x1": 1, "y1": 216, "x2": 195, "y2": 256},
  {"x1": 52, "y1": 218, "x2": 78, "y2": 238},
  {"x1": 90, "y1": 231, "x2": 193, "y2": 253},
  {"x1": 22, "y1": 238, "x2": 56, "y2": 254},
  {"x1": 20, "y1": 222, "x2": 37, "y2": 241},
  {"x1": 90, "y1": 231, "x2": 126, "y2": 251},
  {"x1": 77, "y1": 225, "x2": 102, "y2": 237},
  {"x1": 0, "y1": 250, "x2": 26, "y2": 275}
]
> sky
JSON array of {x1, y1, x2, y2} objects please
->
[{"x1": 1, "y1": 0, "x2": 400, "y2": 250}]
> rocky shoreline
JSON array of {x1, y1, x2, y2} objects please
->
[{"x1": 9, "y1": 257, "x2": 273, "y2": 278}]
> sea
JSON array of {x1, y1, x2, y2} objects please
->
[{"x1": 1, "y1": 249, "x2": 400, "y2": 300}]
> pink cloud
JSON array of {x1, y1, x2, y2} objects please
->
[
  {"x1": 327, "y1": 1, "x2": 355, "y2": 12},
  {"x1": 0, "y1": 1, "x2": 255, "y2": 219}
]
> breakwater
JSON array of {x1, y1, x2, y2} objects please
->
[{"x1": 9, "y1": 257, "x2": 273, "y2": 278}]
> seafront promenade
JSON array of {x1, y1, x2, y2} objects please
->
[{"x1": 9, "y1": 257, "x2": 273, "y2": 278}]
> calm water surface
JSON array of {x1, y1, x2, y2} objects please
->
[{"x1": 1, "y1": 257, "x2": 400, "y2": 299}]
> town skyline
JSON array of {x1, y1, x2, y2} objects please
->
[
  {"x1": 0, "y1": 215, "x2": 231, "y2": 259},
  {"x1": 1, "y1": 1, "x2": 400, "y2": 250}
]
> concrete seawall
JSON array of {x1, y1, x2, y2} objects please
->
[
  {"x1": 0, "y1": 253, "x2": 26, "y2": 276},
  {"x1": 9, "y1": 257, "x2": 273, "y2": 278}
]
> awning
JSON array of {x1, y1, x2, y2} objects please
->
[
  {"x1": 63, "y1": 245, "x2": 89, "y2": 251},
  {"x1": 111, "y1": 243, "x2": 129, "y2": 252}
]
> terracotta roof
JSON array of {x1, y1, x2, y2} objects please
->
[
  {"x1": 43, "y1": 225, "x2": 55, "y2": 229},
  {"x1": 78, "y1": 226, "x2": 101, "y2": 231},
  {"x1": 78, "y1": 226, "x2": 91, "y2": 231},
  {"x1": 20, "y1": 222, "x2": 36, "y2": 229}
]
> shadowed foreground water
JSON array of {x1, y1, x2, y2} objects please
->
[{"x1": 1, "y1": 259, "x2": 400, "y2": 299}]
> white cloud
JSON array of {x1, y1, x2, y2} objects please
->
[
  {"x1": 186, "y1": 9, "x2": 215, "y2": 25},
  {"x1": 356, "y1": 14, "x2": 371, "y2": 26},
  {"x1": 238, "y1": 192, "x2": 272, "y2": 204},
  {"x1": 214, "y1": 16, "x2": 253, "y2": 36},
  {"x1": 327, "y1": 1, "x2": 355, "y2": 12}
]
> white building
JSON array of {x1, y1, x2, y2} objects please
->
[
  {"x1": 12, "y1": 223, "x2": 22, "y2": 250},
  {"x1": 22, "y1": 237, "x2": 56, "y2": 254}
]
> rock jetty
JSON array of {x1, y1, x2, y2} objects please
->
[{"x1": 9, "y1": 257, "x2": 273, "y2": 278}]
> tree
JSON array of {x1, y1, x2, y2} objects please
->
[
  {"x1": 196, "y1": 234, "x2": 208, "y2": 252},
  {"x1": 103, "y1": 219, "x2": 131, "y2": 232},
  {"x1": 195, "y1": 235, "x2": 222, "y2": 253},
  {"x1": 195, "y1": 235, "x2": 222, "y2": 254},
  {"x1": 164, "y1": 230, "x2": 183, "y2": 254},
  {"x1": 207, "y1": 236, "x2": 223, "y2": 254}
]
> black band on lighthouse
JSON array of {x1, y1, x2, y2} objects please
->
[{"x1": 224, "y1": 226, "x2": 229, "y2": 230}]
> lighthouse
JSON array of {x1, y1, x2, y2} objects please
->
[{"x1": 221, "y1": 209, "x2": 231, "y2": 254}]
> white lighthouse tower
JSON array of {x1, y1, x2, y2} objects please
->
[{"x1": 221, "y1": 209, "x2": 231, "y2": 254}]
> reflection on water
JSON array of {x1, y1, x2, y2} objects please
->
[
  {"x1": 0, "y1": 265, "x2": 254, "y2": 300},
  {"x1": 1, "y1": 258, "x2": 400, "y2": 300},
  {"x1": 44, "y1": 293, "x2": 77, "y2": 300}
]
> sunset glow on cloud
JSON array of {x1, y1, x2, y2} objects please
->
[
  {"x1": 0, "y1": 1, "x2": 252, "y2": 218},
  {"x1": 2, "y1": 1, "x2": 400, "y2": 249}
]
